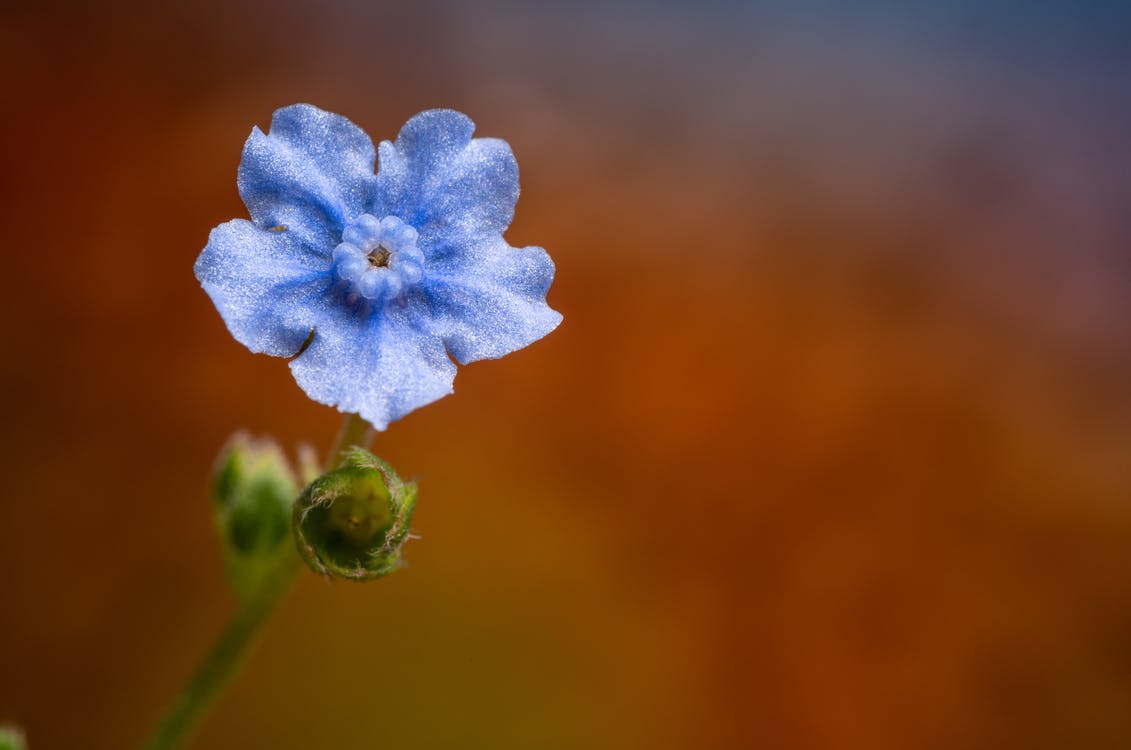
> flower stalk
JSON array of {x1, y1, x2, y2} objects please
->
[
  {"x1": 139, "y1": 547, "x2": 301, "y2": 750},
  {"x1": 139, "y1": 413, "x2": 372, "y2": 750}
]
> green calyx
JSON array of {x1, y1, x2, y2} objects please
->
[
  {"x1": 211, "y1": 433, "x2": 300, "y2": 600},
  {"x1": 293, "y1": 448, "x2": 417, "y2": 582}
]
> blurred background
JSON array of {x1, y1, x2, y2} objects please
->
[{"x1": 3, "y1": 1, "x2": 1131, "y2": 748}]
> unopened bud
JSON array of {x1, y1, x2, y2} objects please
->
[
  {"x1": 0, "y1": 725, "x2": 26, "y2": 750},
  {"x1": 293, "y1": 448, "x2": 417, "y2": 581},
  {"x1": 212, "y1": 433, "x2": 299, "y2": 599}
]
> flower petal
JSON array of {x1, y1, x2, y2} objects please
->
[
  {"x1": 238, "y1": 104, "x2": 377, "y2": 250},
  {"x1": 195, "y1": 219, "x2": 331, "y2": 356},
  {"x1": 289, "y1": 305, "x2": 457, "y2": 430},
  {"x1": 424, "y1": 237, "x2": 562, "y2": 365},
  {"x1": 372, "y1": 110, "x2": 519, "y2": 252}
]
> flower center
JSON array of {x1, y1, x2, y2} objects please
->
[
  {"x1": 367, "y1": 247, "x2": 391, "y2": 268},
  {"x1": 331, "y1": 214, "x2": 424, "y2": 302}
]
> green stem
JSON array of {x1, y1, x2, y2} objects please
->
[
  {"x1": 328, "y1": 412, "x2": 375, "y2": 470},
  {"x1": 140, "y1": 414, "x2": 373, "y2": 750},
  {"x1": 139, "y1": 549, "x2": 300, "y2": 750}
]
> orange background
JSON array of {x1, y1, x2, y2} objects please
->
[{"x1": 3, "y1": 2, "x2": 1131, "y2": 748}]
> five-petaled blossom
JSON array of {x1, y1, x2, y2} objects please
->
[{"x1": 195, "y1": 105, "x2": 562, "y2": 429}]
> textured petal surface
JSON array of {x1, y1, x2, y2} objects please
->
[
  {"x1": 200, "y1": 106, "x2": 561, "y2": 430},
  {"x1": 290, "y1": 304, "x2": 457, "y2": 430},
  {"x1": 239, "y1": 104, "x2": 377, "y2": 250},
  {"x1": 424, "y1": 237, "x2": 562, "y2": 364},
  {"x1": 195, "y1": 219, "x2": 330, "y2": 356},
  {"x1": 373, "y1": 110, "x2": 519, "y2": 254}
]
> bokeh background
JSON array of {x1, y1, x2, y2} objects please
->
[{"x1": 3, "y1": 1, "x2": 1131, "y2": 748}]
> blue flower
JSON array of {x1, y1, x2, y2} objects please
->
[{"x1": 195, "y1": 105, "x2": 562, "y2": 429}]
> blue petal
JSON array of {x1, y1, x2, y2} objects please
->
[
  {"x1": 424, "y1": 237, "x2": 562, "y2": 365},
  {"x1": 372, "y1": 110, "x2": 519, "y2": 253},
  {"x1": 238, "y1": 104, "x2": 377, "y2": 250},
  {"x1": 289, "y1": 305, "x2": 457, "y2": 430},
  {"x1": 195, "y1": 219, "x2": 330, "y2": 356}
]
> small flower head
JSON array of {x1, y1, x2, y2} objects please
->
[
  {"x1": 293, "y1": 448, "x2": 417, "y2": 581},
  {"x1": 195, "y1": 105, "x2": 562, "y2": 429}
]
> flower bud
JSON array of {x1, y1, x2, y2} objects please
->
[
  {"x1": 212, "y1": 433, "x2": 299, "y2": 599},
  {"x1": 0, "y1": 725, "x2": 27, "y2": 750},
  {"x1": 293, "y1": 448, "x2": 417, "y2": 581}
]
